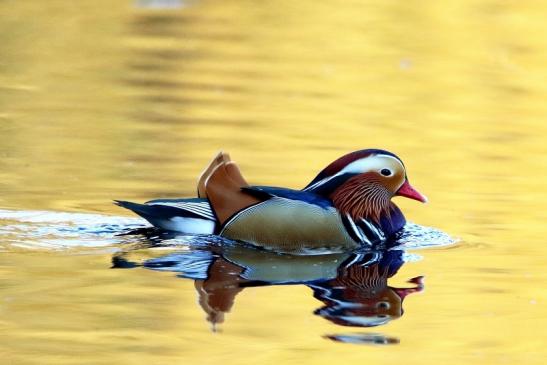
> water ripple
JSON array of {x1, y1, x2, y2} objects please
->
[
  {"x1": 0, "y1": 209, "x2": 146, "y2": 250},
  {"x1": 0, "y1": 209, "x2": 456, "y2": 251},
  {"x1": 396, "y1": 222, "x2": 458, "y2": 249}
]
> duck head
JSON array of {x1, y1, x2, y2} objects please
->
[{"x1": 304, "y1": 149, "x2": 427, "y2": 222}]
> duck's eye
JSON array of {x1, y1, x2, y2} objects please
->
[
  {"x1": 380, "y1": 168, "x2": 392, "y2": 177},
  {"x1": 376, "y1": 301, "x2": 390, "y2": 309}
]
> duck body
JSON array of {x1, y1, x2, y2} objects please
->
[{"x1": 116, "y1": 149, "x2": 426, "y2": 253}]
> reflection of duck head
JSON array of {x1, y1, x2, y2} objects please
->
[{"x1": 310, "y1": 252, "x2": 424, "y2": 327}]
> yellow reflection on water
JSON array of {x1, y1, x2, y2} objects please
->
[{"x1": 1, "y1": 0, "x2": 546, "y2": 364}]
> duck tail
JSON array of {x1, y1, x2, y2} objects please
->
[{"x1": 114, "y1": 199, "x2": 216, "y2": 234}]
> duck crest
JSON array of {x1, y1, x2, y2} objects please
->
[{"x1": 330, "y1": 173, "x2": 392, "y2": 223}]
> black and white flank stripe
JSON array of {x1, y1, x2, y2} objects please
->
[{"x1": 341, "y1": 214, "x2": 386, "y2": 246}]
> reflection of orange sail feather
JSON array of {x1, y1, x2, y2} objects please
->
[{"x1": 194, "y1": 258, "x2": 246, "y2": 330}]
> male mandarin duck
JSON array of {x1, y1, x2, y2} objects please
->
[{"x1": 115, "y1": 149, "x2": 427, "y2": 252}]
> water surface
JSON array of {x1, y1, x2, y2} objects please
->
[{"x1": 1, "y1": 1, "x2": 546, "y2": 364}]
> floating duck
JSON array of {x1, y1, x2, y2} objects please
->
[{"x1": 115, "y1": 149, "x2": 427, "y2": 252}]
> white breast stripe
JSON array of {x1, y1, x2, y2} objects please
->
[
  {"x1": 360, "y1": 219, "x2": 385, "y2": 241},
  {"x1": 346, "y1": 214, "x2": 371, "y2": 245}
]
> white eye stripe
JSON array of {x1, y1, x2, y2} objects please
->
[
  {"x1": 304, "y1": 154, "x2": 404, "y2": 192},
  {"x1": 338, "y1": 155, "x2": 403, "y2": 175}
]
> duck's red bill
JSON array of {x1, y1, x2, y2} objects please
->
[{"x1": 396, "y1": 180, "x2": 428, "y2": 203}]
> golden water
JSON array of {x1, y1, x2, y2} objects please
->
[{"x1": 1, "y1": 0, "x2": 546, "y2": 364}]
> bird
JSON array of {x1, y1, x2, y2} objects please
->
[{"x1": 115, "y1": 149, "x2": 427, "y2": 252}]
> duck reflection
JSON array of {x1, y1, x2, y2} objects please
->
[
  {"x1": 113, "y1": 235, "x2": 423, "y2": 340},
  {"x1": 310, "y1": 252, "x2": 423, "y2": 328}
]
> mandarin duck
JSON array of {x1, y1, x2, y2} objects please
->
[{"x1": 115, "y1": 149, "x2": 427, "y2": 252}]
